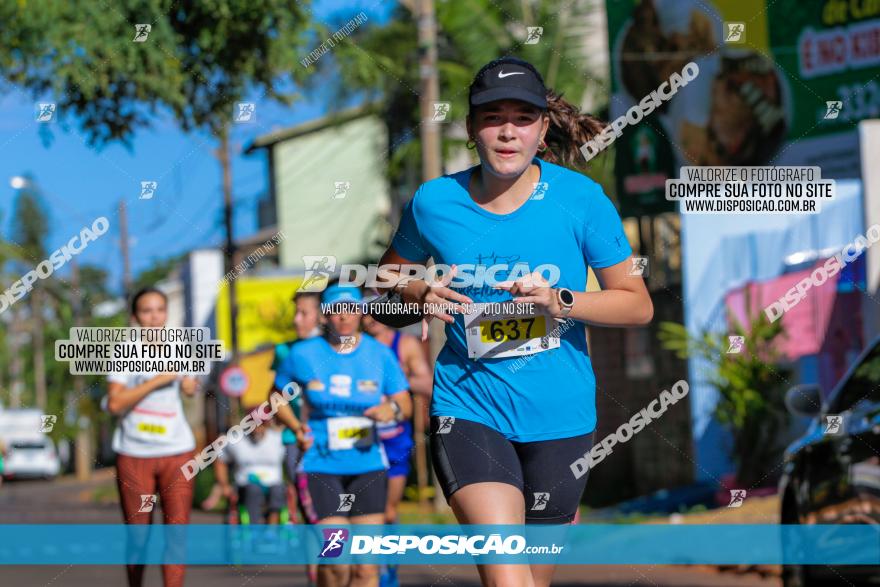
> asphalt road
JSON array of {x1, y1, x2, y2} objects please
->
[{"x1": 0, "y1": 473, "x2": 780, "y2": 586}]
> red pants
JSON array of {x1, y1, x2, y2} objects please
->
[{"x1": 116, "y1": 451, "x2": 195, "y2": 587}]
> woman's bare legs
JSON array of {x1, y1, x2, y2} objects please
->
[
  {"x1": 449, "y1": 482, "x2": 535, "y2": 587},
  {"x1": 316, "y1": 516, "x2": 351, "y2": 587},
  {"x1": 384, "y1": 475, "x2": 407, "y2": 523},
  {"x1": 315, "y1": 513, "x2": 384, "y2": 587},
  {"x1": 349, "y1": 513, "x2": 384, "y2": 587},
  {"x1": 529, "y1": 563, "x2": 558, "y2": 587}
]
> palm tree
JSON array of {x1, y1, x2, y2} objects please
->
[
  {"x1": 0, "y1": 208, "x2": 10, "y2": 402},
  {"x1": 10, "y1": 174, "x2": 51, "y2": 410},
  {"x1": 0, "y1": 202, "x2": 30, "y2": 408}
]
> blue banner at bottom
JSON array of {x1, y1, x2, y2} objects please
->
[{"x1": 0, "y1": 524, "x2": 878, "y2": 565}]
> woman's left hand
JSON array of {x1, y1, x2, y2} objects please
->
[
  {"x1": 494, "y1": 271, "x2": 561, "y2": 316},
  {"x1": 363, "y1": 400, "x2": 395, "y2": 423},
  {"x1": 295, "y1": 425, "x2": 313, "y2": 452}
]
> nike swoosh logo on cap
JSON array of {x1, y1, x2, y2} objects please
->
[{"x1": 498, "y1": 70, "x2": 525, "y2": 78}]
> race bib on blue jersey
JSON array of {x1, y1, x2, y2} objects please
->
[
  {"x1": 273, "y1": 334, "x2": 409, "y2": 474},
  {"x1": 326, "y1": 416, "x2": 375, "y2": 451},
  {"x1": 464, "y1": 302, "x2": 559, "y2": 360}
]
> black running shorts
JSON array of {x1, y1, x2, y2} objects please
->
[
  {"x1": 304, "y1": 470, "x2": 387, "y2": 521},
  {"x1": 430, "y1": 416, "x2": 594, "y2": 524}
]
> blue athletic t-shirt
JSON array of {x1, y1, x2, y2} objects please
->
[
  {"x1": 273, "y1": 334, "x2": 409, "y2": 475},
  {"x1": 391, "y1": 157, "x2": 632, "y2": 442}
]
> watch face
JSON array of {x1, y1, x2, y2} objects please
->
[{"x1": 560, "y1": 289, "x2": 574, "y2": 305}]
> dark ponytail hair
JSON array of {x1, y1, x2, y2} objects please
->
[
  {"x1": 130, "y1": 286, "x2": 167, "y2": 316},
  {"x1": 540, "y1": 89, "x2": 607, "y2": 169}
]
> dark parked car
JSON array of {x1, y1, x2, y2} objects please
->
[{"x1": 780, "y1": 336, "x2": 880, "y2": 586}]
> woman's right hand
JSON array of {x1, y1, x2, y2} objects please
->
[
  {"x1": 200, "y1": 482, "x2": 230, "y2": 510},
  {"x1": 403, "y1": 265, "x2": 473, "y2": 341}
]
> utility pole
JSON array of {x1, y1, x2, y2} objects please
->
[
  {"x1": 216, "y1": 128, "x2": 240, "y2": 425},
  {"x1": 218, "y1": 130, "x2": 238, "y2": 359},
  {"x1": 415, "y1": 0, "x2": 448, "y2": 514},
  {"x1": 70, "y1": 259, "x2": 92, "y2": 480},
  {"x1": 118, "y1": 200, "x2": 132, "y2": 299},
  {"x1": 418, "y1": 0, "x2": 442, "y2": 181},
  {"x1": 31, "y1": 287, "x2": 46, "y2": 410},
  {"x1": 8, "y1": 308, "x2": 23, "y2": 408}
]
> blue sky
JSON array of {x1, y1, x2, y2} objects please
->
[{"x1": 0, "y1": 0, "x2": 393, "y2": 295}]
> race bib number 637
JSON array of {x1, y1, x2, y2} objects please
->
[
  {"x1": 480, "y1": 316, "x2": 546, "y2": 343},
  {"x1": 465, "y1": 302, "x2": 559, "y2": 360}
]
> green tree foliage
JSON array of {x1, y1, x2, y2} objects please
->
[
  {"x1": 3, "y1": 0, "x2": 314, "y2": 146},
  {"x1": 308, "y1": 0, "x2": 607, "y2": 193},
  {"x1": 132, "y1": 253, "x2": 187, "y2": 293},
  {"x1": 0, "y1": 0, "x2": 317, "y2": 416},
  {"x1": 10, "y1": 175, "x2": 49, "y2": 262},
  {"x1": 78, "y1": 265, "x2": 113, "y2": 308},
  {"x1": 0, "y1": 180, "x2": 115, "y2": 420}
]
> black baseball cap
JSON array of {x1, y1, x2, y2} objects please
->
[{"x1": 469, "y1": 57, "x2": 548, "y2": 109}]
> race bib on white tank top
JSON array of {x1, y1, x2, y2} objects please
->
[{"x1": 107, "y1": 372, "x2": 195, "y2": 457}]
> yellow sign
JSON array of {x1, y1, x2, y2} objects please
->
[
  {"x1": 216, "y1": 276, "x2": 302, "y2": 354},
  {"x1": 239, "y1": 347, "x2": 276, "y2": 408}
]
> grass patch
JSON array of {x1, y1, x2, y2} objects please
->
[{"x1": 91, "y1": 481, "x2": 118, "y2": 505}]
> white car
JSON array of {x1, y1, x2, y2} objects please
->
[{"x1": 3, "y1": 436, "x2": 61, "y2": 479}]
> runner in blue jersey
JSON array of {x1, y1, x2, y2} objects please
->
[
  {"x1": 269, "y1": 290, "x2": 323, "y2": 524},
  {"x1": 274, "y1": 283, "x2": 411, "y2": 587},
  {"x1": 269, "y1": 290, "x2": 323, "y2": 585},
  {"x1": 375, "y1": 57, "x2": 653, "y2": 587}
]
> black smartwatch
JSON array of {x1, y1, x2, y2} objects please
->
[{"x1": 367, "y1": 288, "x2": 424, "y2": 328}]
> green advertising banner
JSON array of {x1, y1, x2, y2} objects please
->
[{"x1": 605, "y1": 0, "x2": 880, "y2": 217}]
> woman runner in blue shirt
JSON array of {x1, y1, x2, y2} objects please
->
[
  {"x1": 376, "y1": 57, "x2": 653, "y2": 587},
  {"x1": 274, "y1": 284, "x2": 412, "y2": 587}
]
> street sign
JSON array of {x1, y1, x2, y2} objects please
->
[{"x1": 219, "y1": 366, "x2": 249, "y2": 397}]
